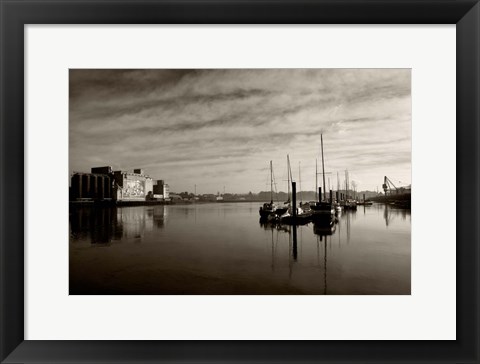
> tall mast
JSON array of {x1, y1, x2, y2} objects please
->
[
  {"x1": 345, "y1": 170, "x2": 348, "y2": 200},
  {"x1": 344, "y1": 170, "x2": 349, "y2": 199},
  {"x1": 315, "y1": 159, "x2": 318, "y2": 201},
  {"x1": 299, "y1": 162, "x2": 303, "y2": 204},
  {"x1": 347, "y1": 171, "x2": 349, "y2": 198},
  {"x1": 321, "y1": 134, "x2": 327, "y2": 202},
  {"x1": 270, "y1": 160, "x2": 273, "y2": 204},
  {"x1": 337, "y1": 171, "x2": 340, "y2": 195}
]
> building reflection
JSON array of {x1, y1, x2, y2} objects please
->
[{"x1": 70, "y1": 206, "x2": 166, "y2": 245}]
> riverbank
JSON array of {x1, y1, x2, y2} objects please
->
[{"x1": 69, "y1": 199, "x2": 271, "y2": 207}]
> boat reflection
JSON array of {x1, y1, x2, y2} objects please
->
[
  {"x1": 260, "y1": 219, "x2": 300, "y2": 279},
  {"x1": 70, "y1": 202, "x2": 411, "y2": 295},
  {"x1": 260, "y1": 210, "x2": 371, "y2": 294},
  {"x1": 260, "y1": 217, "x2": 337, "y2": 293},
  {"x1": 312, "y1": 220, "x2": 336, "y2": 294},
  {"x1": 259, "y1": 219, "x2": 291, "y2": 233},
  {"x1": 259, "y1": 220, "x2": 292, "y2": 273},
  {"x1": 313, "y1": 220, "x2": 336, "y2": 236}
]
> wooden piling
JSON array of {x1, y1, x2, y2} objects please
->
[
  {"x1": 292, "y1": 181, "x2": 298, "y2": 260},
  {"x1": 292, "y1": 182, "x2": 297, "y2": 219}
]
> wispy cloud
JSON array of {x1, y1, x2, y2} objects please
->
[{"x1": 69, "y1": 69, "x2": 411, "y2": 193}]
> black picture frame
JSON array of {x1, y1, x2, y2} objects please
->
[{"x1": 1, "y1": 1, "x2": 478, "y2": 363}]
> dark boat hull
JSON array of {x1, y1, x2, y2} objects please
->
[
  {"x1": 259, "y1": 208, "x2": 273, "y2": 219},
  {"x1": 310, "y1": 202, "x2": 335, "y2": 219},
  {"x1": 259, "y1": 204, "x2": 289, "y2": 219},
  {"x1": 280, "y1": 212, "x2": 312, "y2": 225}
]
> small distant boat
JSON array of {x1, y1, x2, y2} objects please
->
[
  {"x1": 357, "y1": 200, "x2": 373, "y2": 206},
  {"x1": 343, "y1": 199, "x2": 358, "y2": 210},
  {"x1": 389, "y1": 200, "x2": 410, "y2": 209}
]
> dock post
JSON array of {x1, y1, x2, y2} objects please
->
[
  {"x1": 330, "y1": 190, "x2": 333, "y2": 203},
  {"x1": 318, "y1": 187, "x2": 322, "y2": 202},
  {"x1": 336, "y1": 191, "x2": 339, "y2": 202},
  {"x1": 292, "y1": 181, "x2": 298, "y2": 260},
  {"x1": 292, "y1": 182, "x2": 297, "y2": 219}
]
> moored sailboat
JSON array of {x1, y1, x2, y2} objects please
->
[
  {"x1": 310, "y1": 134, "x2": 335, "y2": 221},
  {"x1": 259, "y1": 161, "x2": 279, "y2": 219},
  {"x1": 259, "y1": 161, "x2": 288, "y2": 220},
  {"x1": 279, "y1": 156, "x2": 313, "y2": 225}
]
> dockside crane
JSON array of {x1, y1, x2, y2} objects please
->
[{"x1": 382, "y1": 176, "x2": 398, "y2": 196}]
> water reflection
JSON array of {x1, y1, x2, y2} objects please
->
[
  {"x1": 69, "y1": 207, "x2": 119, "y2": 245},
  {"x1": 70, "y1": 205, "x2": 166, "y2": 245},
  {"x1": 70, "y1": 203, "x2": 411, "y2": 295},
  {"x1": 260, "y1": 218, "x2": 335, "y2": 293},
  {"x1": 260, "y1": 220, "x2": 300, "y2": 278},
  {"x1": 260, "y1": 220, "x2": 291, "y2": 265},
  {"x1": 256, "y1": 204, "x2": 411, "y2": 295},
  {"x1": 313, "y1": 221, "x2": 336, "y2": 237},
  {"x1": 343, "y1": 209, "x2": 355, "y2": 242},
  {"x1": 312, "y1": 221, "x2": 335, "y2": 294},
  {"x1": 383, "y1": 203, "x2": 411, "y2": 227}
]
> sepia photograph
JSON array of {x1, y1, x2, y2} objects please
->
[{"x1": 69, "y1": 69, "x2": 411, "y2": 295}]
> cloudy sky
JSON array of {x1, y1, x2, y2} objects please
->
[{"x1": 69, "y1": 69, "x2": 411, "y2": 194}]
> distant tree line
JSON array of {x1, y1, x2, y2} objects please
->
[{"x1": 170, "y1": 190, "x2": 383, "y2": 202}]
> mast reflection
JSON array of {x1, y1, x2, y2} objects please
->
[
  {"x1": 260, "y1": 219, "x2": 299, "y2": 278},
  {"x1": 313, "y1": 220, "x2": 335, "y2": 295}
]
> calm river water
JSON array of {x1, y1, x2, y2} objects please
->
[{"x1": 69, "y1": 202, "x2": 410, "y2": 295}]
